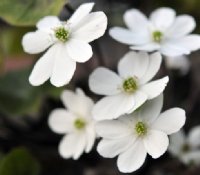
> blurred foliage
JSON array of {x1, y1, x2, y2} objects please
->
[
  {"x1": 0, "y1": 148, "x2": 40, "y2": 175},
  {"x1": 0, "y1": 68, "x2": 64, "y2": 117},
  {"x1": 0, "y1": 0, "x2": 67, "y2": 26}
]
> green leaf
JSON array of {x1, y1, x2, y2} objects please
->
[
  {"x1": 0, "y1": 0, "x2": 67, "y2": 26},
  {"x1": 0, "y1": 148, "x2": 40, "y2": 175}
]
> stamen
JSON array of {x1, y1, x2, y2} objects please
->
[
  {"x1": 135, "y1": 122, "x2": 147, "y2": 136},
  {"x1": 74, "y1": 118, "x2": 86, "y2": 130},
  {"x1": 152, "y1": 31, "x2": 163, "y2": 43},
  {"x1": 55, "y1": 27, "x2": 69, "y2": 42},
  {"x1": 123, "y1": 77, "x2": 138, "y2": 93}
]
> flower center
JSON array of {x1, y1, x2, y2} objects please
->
[
  {"x1": 74, "y1": 118, "x2": 86, "y2": 130},
  {"x1": 135, "y1": 122, "x2": 147, "y2": 136},
  {"x1": 55, "y1": 27, "x2": 69, "y2": 42},
  {"x1": 181, "y1": 143, "x2": 190, "y2": 153},
  {"x1": 123, "y1": 77, "x2": 138, "y2": 93},
  {"x1": 152, "y1": 30, "x2": 163, "y2": 43}
]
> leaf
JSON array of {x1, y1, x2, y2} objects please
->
[
  {"x1": 0, "y1": 148, "x2": 40, "y2": 175},
  {"x1": 0, "y1": 0, "x2": 67, "y2": 26}
]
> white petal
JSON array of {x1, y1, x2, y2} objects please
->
[
  {"x1": 144, "y1": 130, "x2": 169, "y2": 158},
  {"x1": 96, "y1": 120, "x2": 132, "y2": 139},
  {"x1": 22, "y1": 31, "x2": 53, "y2": 54},
  {"x1": 124, "y1": 9, "x2": 149, "y2": 35},
  {"x1": 188, "y1": 126, "x2": 200, "y2": 148},
  {"x1": 97, "y1": 135, "x2": 135, "y2": 158},
  {"x1": 150, "y1": 7, "x2": 175, "y2": 30},
  {"x1": 59, "y1": 133, "x2": 86, "y2": 160},
  {"x1": 130, "y1": 43, "x2": 160, "y2": 52},
  {"x1": 140, "y1": 76, "x2": 169, "y2": 99},
  {"x1": 152, "y1": 108, "x2": 186, "y2": 135},
  {"x1": 66, "y1": 39, "x2": 92, "y2": 62},
  {"x1": 72, "y1": 12, "x2": 107, "y2": 42},
  {"x1": 138, "y1": 94, "x2": 163, "y2": 124},
  {"x1": 117, "y1": 140, "x2": 147, "y2": 173},
  {"x1": 140, "y1": 52, "x2": 162, "y2": 84},
  {"x1": 36, "y1": 16, "x2": 61, "y2": 30},
  {"x1": 48, "y1": 109, "x2": 74, "y2": 134},
  {"x1": 109, "y1": 27, "x2": 149, "y2": 45},
  {"x1": 89, "y1": 67, "x2": 122, "y2": 95},
  {"x1": 168, "y1": 130, "x2": 186, "y2": 156},
  {"x1": 61, "y1": 88, "x2": 94, "y2": 117},
  {"x1": 167, "y1": 15, "x2": 196, "y2": 38},
  {"x1": 85, "y1": 124, "x2": 96, "y2": 153},
  {"x1": 181, "y1": 151, "x2": 200, "y2": 165},
  {"x1": 68, "y1": 3, "x2": 94, "y2": 29},
  {"x1": 29, "y1": 45, "x2": 56, "y2": 86},
  {"x1": 50, "y1": 44, "x2": 76, "y2": 87},
  {"x1": 118, "y1": 51, "x2": 149, "y2": 79},
  {"x1": 92, "y1": 93, "x2": 135, "y2": 120}
]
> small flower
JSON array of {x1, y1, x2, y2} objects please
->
[
  {"x1": 89, "y1": 51, "x2": 169, "y2": 120},
  {"x1": 22, "y1": 3, "x2": 107, "y2": 87},
  {"x1": 109, "y1": 7, "x2": 200, "y2": 57},
  {"x1": 96, "y1": 95, "x2": 186, "y2": 173},
  {"x1": 168, "y1": 126, "x2": 200, "y2": 165},
  {"x1": 48, "y1": 88, "x2": 96, "y2": 159},
  {"x1": 165, "y1": 55, "x2": 190, "y2": 75}
]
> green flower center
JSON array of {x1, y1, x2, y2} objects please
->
[
  {"x1": 135, "y1": 122, "x2": 147, "y2": 136},
  {"x1": 152, "y1": 30, "x2": 163, "y2": 43},
  {"x1": 55, "y1": 27, "x2": 69, "y2": 42},
  {"x1": 74, "y1": 118, "x2": 86, "y2": 130},
  {"x1": 123, "y1": 77, "x2": 138, "y2": 93},
  {"x1": 181, "y1": 144, "x2": 190, "y2": 153}
]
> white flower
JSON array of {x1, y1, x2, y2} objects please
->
[
  {"x1": 22, "y1": 3, "x2": 107, "y2": 87},
  {"x1": 168, "y1": 126, "x2": 200, "y2": 165},
  {"x1": 48, "y1": 88, "x2": 96, "y2": 160},
  {"x1": 109, "y1": 7, "x2": 200, "y2": 57},
  {"x1": 96, "y1": 94, "x2": 186, "y2": 173},
  {"x1": 89, "y1": 51, "x2": 169, "y2": 120},
  {"x1": 165, "y1": 55, "x2": 190, "y2": 75}
]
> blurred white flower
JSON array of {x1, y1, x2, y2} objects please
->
[
  {"x1": 96, "y1": 94, "x2": 186, "y2": 173},
  {"x1": 165, "y1": 55, "x2": 190, "y2": 75},
  {"x1": 89, "y1": 51, "x2": 168, "y2": 120},
  {"x1": 168, "y1": 126, "x2": 200, "y2": 165},
  {"x1": 22, "y1": 3, "x2": 107, "y2": 87},
  {"x1": 48, "y1": 88, "x2": 96, "y2": 160},
  {"x1": 109, "y1": 7, "x2": 200, "y2": 57}
]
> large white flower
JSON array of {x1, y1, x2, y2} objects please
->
[
  {"x1": 109, "y1": 7, "x2": 200, "y2": 57},
  {"x1": 168, "y1": 126, "x2": 200, "y2": 165},
  {"x1": 22, "y1": 3, "x2": 107, "y2": 87},
  {"x1": 48, "y1": 88, "x2": 96, "y2": 159},
  {"x1": 96, "y1": 94, "x2": 186, "y2": 173},
  {"x1": 89, "y1": 51, "x2": 169, "y2": 120}
]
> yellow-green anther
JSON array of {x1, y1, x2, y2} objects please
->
[
  {"x1": 152, "y1": 31, "x2": 163, "y2": 43},
  {"x1": 55, "y1": 27, "x2": 69, "y2": 42},
  {"x1": 135, "y1": 122, "x2": 147, "y2": 136},
  {"x1": 123, "y1": 77, "x2": 138, "y2": 93},
  {"x1": 74, "y1": 118, "x2": 86, "y2": 130}
]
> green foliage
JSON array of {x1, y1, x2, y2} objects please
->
[
  {"x1": 0, "y1": 148, "x2": 40, "y2": 175},
  {"x1": 0, "y1": 68, "x2": 64, "y2": 116},
  {"x1": 0, "y1": 0, "x2": 67, "y2": 26}
]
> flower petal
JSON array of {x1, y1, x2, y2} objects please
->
[
  {"x1": 188, "y1": 126, "x2": 200, "y2": 148},
  {"x1": 68, "y1": 3, "x2": 94, "y2": 29},
  {"x1": 130, "y1": 43, "x2": 160, "y2": 52},
  {"x1": 97, "y1": 135, "x2": 135, "y2": 158},
  {"x1": 140, "y1": 76, "x2": 169, "y2": 99},
  {"x1": 167, "y1": 15, "x2": 196, "y2": 38},
  {"x1": 48, "y1": 109, "x2": 74, "y2": 134},
  {"x1": 29, "y1": 45, "x2": 57, "y2": 86},
  {"x1": 117, "y1": 140, "x2": 147, "y2": 173},
  {"x1": 92, "y1": 94, "x2": 135, "y2": 120},
  {"x1": 22, "y1": 30, "x2": 53, "y2": 54},
  {"x1": 96, "y1": 120, "x2": 132, "y2": 139},
  {"x1": 89, "y1": 67, "x2": 122, "y2": 96},
  {"x1": 118, "y1": 51, "x2": 149, "y2": 79},
  {"x1": 50, "y1": 44, "x2": 76, "y2": 87},
  {"x1": 140, "y1": 52, "x2": 162, "y2": 84},
  {"x1": 150, "y1": 7, "x2": 175, "y2": 30},
  {"x1": 143, "y1": 130, "x2": 169, "y2": 158},
  {"x1": 85, "y1": 124, "x2": 96, "y2": 153},
  {"x1": 109, "y1": 27, "x2": 149, "y2": 45},
  {"x1": 66, "y1": 39, "x2": 92, "y2": 63},
  {"x1": 152, "y1": 108, "x2": 186, "y2": 135},
  {"x1": 36, "y1": 16, "x2": 61, "y2": 30},
  {"x1": 72, "y1": 12, "x2": 107, "y2": 42},
  {"x1": 59, "y1": 133, "x2": 86, "y2": 160},
  {"x1": 61, "y1": 88, "x2": 94, "y2": 117}
]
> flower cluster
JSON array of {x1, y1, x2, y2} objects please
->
[{"x1": 21, "y1": 2, "x2": 200, "y2": 173}]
